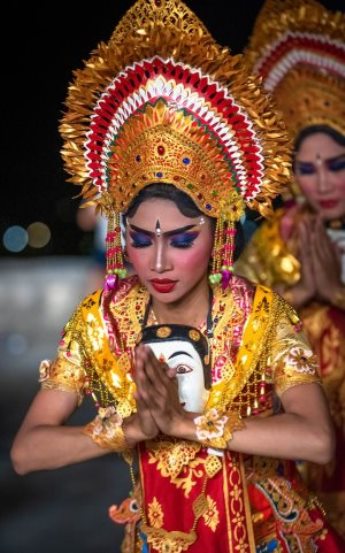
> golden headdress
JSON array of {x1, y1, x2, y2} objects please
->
[
  {"x1": 59, "y1": 0, "x2": 291, "y2": 288},
  {"x1": 244, "y1": 0, "x2": 345, "y2": 139}
]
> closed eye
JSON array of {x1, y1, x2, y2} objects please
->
[
  {"x1": 129, "y1": 231, "x2": 152, "y2": 248},
  {"x1": 327, "y1": 157, "x2": 345, "y2": 172},
  {"x1": 295, "y1": 162, "x2": 316, "y2": 176},
  {"x1": 170, "y1": 231, "x2": 199, "y2": 249}
]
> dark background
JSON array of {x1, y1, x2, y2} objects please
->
[
  {"x1": 3, "y1": 0, "x2": 344, "y2": 257},
  {"x1": 1, "y1": 2, "x2": 345, "y2": 553}
]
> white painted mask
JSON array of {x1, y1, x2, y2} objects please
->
[{"x1": 140, "y1": 325, "x2": 210, "y2": 413}]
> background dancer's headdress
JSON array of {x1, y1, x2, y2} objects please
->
[
  {"x1": 59, "y1": 0, "x2": 291, "y2": 290},
  {"x1": 244, "y1": 0, "x2": 345, "y2": 139}
]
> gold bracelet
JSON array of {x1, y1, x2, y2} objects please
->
[
  {"x1": 194, "y1": 408, "x2": 245, "y2": 449},
  {"x1": 84, "y1": 406, "x2": 130, "y2": 452}
]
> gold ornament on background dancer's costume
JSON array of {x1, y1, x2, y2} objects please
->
[{"x1": 59, "y1": 0, "x2": 291, "y2": 293}]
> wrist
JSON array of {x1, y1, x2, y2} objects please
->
[
  {"x1": 123, "y1": 414, "x2": 155, "y2": 446},
  {"x1": 166, "y1": 412, "x2": 197, "y2": 440}
]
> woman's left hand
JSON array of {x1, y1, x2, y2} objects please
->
[
  {"x1": 133, "y1": 344, "x2": 192, "y2": 438},
  {"x1": 310, "y1": 217, "x2": 344, "y2": 304}
]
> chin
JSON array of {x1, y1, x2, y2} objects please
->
[
  {"x1": 318, "y1": 207, "x2": 344, "y2": 221},
  {"x1": 149, "y1": 287, "x2": 182, "y2": 303}
]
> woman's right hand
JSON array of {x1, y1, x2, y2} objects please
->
[
  {"x1": 123, "y1": 401, "x2": 159, "y2": 447},
  {"x1": 124, "y1": 347, "x2": 160, "y2": 446}
]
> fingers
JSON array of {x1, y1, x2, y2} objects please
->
[
  {"x1": 133, "y1": 345, "x2": 168, "y2": 404},
  {"x1": 297, "y1": 220, "x2": 312, "y2": 259},
  {"x1": 136, "y1": 345, "x2": 170, "y2": 386},
  {"x1": 146, "y1": 348, "x2": 171, "y2": 387},
  {"x1": 312, "y1": 218, "x2": 337, "y2": 266},
  {"x1": 133, "y1": 344, "x2": 181, "y2": 413},
  {"x1": 133, "y1": 346, "x2": 152, "y2": 403}
]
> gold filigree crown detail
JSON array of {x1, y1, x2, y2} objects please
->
[
  {"x1": 59, "y1": 0, "x2": 291, "y2": 219},
  {"x1": 244, "y1": 0, "x2": 345, "y2": 138},
  {"x1": 107, "y1": 99, "x2": 244, "y2": 218}
]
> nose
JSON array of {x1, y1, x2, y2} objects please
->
[
  {"x1": 316, "y1": 166, "x2": 334, "y2": 194},
  {"x1": 150, "y1": 239, "x2": 171, "y2": 273}
]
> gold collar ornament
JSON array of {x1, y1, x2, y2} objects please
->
[{"x1": 59, "y1": 0, "x2": 291, "y2": 290}]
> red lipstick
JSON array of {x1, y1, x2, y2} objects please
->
[
  {"x1": 150, "y1": 279, "x2": 177, "y2": 293},
  {"x1": 318, "y1": 199, "x2": 339, "y2": 209}
]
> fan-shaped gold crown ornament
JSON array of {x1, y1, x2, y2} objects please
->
[
  {"x1": 59, "y1": 0, "x2": 291, "y2": 289},
  {"x1": 244, "y1": 0, "x2": 345, "y2": 139}
]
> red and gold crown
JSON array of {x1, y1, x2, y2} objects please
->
[
  {"x1": 59, "y1": 0, "x2": 291, "y2": 289},
  {"x1": 60, "y1": 0, "x2": 291, "y2": 220},
  {"x1": 244, "y1": 0, "x2": 345, "y2": 138}
]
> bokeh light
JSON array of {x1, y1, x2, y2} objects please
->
[
  {"x1": 2, "y1": 225, "x2": 28, "y2": 253},
  {"x1": 27, "y1": 222, "x2": 51, "y2": 248}
]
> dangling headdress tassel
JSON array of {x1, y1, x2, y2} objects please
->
[{"x1": 104, "y1": 212, "x2": 127, "y2": 292}]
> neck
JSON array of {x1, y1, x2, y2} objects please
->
[{"x1": 151, "y1": 275, "x2": 211, "y2": 328}]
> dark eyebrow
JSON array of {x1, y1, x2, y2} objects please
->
[
  {"x1": 168, "y1": 350, "x2": 193, "y2": 359},
  {"x1": 296, "y1": 153, "x2": 345, "y2": 165},
  {"x1": 129, "y1": 223, "x2": 198, "y2": 238},
  {"x1": 294, "y1": 160, "x2": 314, "y2": 168},
  {"x1": 326, "y1": 153, "x2": 345, "y2": 164}
]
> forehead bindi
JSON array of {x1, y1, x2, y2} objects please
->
[{"x1": 297, "y1": 133, "x2": 345, "y2": 163}]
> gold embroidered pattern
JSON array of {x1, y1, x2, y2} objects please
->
[
  {"x1": 147, "y1": 439, "x2": 202, "y2": 498},
  {"x1": 227, "y1": 455, "x2": 250, "y2": 552},
  {"x1": 141, "y1": 527, "x2": 197, "y2": 553},
  {"x1": 148, "y1": 497, "x2": 164, "y2": 529},
  {"x1": 285, "y1": 347, "x2": 318, "y2": 374},
  {"x1": 270, "y1": 311, "x2": 320, "y2": 397},
  {"x1": 206, "y1": 284, "x2": 276, "y2": 415},
  {"x1": 40, "y1": 340, "x2": 87, "y2": 406},
  {"x1": 141, "y1": 476, "x2": 209, "y2": 553},
  {"x1": 205, "y1": 455, "x2": 223, "y2": 479},
  {"x1": 202, "y1": 495, "x2": 220, "y2": 532}
]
